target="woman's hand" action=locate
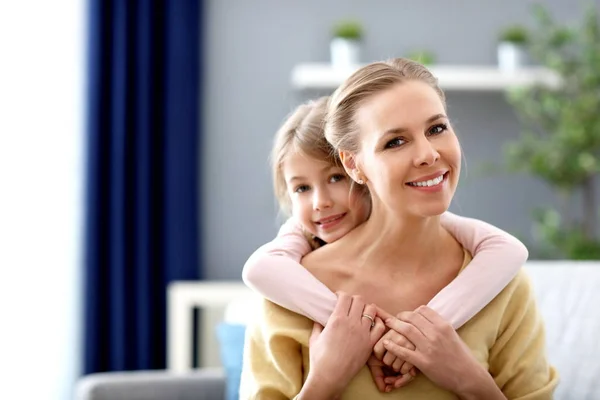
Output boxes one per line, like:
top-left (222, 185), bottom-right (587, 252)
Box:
top-left (302, 292), bottom-right (386, 399)
top-left (374, 327), bottom-right (417, 373)
top-left (381, 306), bottom-right (493, 396)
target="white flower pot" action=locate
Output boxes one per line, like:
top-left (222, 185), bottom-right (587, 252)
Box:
top-left (497, 42), bottom-right (527, 72)
top-left (330, 38), bottom-right (361, 69)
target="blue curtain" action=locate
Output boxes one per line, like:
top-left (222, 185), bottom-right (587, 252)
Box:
top-left (83, 0), bottom-right (203, 373)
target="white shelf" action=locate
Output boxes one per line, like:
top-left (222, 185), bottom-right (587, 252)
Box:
top-left (291, 63), bottom-right (562, 91)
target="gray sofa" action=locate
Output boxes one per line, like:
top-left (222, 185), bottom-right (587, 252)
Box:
top-left (75, 368), bottom-right (225, 400)
top-left (76, 262), bottom-right (600, 400)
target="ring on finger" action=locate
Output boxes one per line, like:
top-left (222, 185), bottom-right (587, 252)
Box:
top-left (362, 314), bottom-right (375, 327)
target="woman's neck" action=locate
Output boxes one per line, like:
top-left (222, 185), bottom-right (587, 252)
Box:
top-left (345, 208), bottom-right (453, 274)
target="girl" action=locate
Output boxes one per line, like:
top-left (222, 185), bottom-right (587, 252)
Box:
top-left (241, 95), bottom-right (529, 392)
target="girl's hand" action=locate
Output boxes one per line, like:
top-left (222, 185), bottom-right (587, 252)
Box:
top-left (367, 355), bottom-right (415, 392)
top-left (373, 307), bottom-right (418, 375)
top-left (381, 306), bottom-right (486, 395)
top-left (305, 292), bottom-right (386, 397)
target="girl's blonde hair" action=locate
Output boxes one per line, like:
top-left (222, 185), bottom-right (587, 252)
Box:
top-left (325, 57), bottom-right (446, 153)
top-left (271, 96), bottom-right (338, 215)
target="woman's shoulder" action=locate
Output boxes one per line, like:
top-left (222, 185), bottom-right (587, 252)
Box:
top-left (482, 269), bottom-right (539, 331)
top-left (300, 239), bottom-right (344, 266)
top-left (249, 298), bottom-right (313, 343)
top-left (500, 269), bottom-right (535, 300)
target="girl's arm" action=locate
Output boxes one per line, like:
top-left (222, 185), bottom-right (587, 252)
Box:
top-left (244, 213), bottom-right (528, 331)
top-left (433, 211), bottom-right (529, 329)
top-left (242, 218), bottom-right (336, 326)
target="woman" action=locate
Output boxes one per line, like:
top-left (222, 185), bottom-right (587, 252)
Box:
top-left (240, 58), bottom-right (558, 399)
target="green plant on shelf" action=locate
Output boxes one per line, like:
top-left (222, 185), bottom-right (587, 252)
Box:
top-left (499, 24), bottom-right (529, 44)
top-left (332, 19), bottom-right (363, 41)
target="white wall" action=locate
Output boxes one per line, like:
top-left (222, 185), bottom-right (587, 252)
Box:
top-left (0, 1), bottom-right (84, 399)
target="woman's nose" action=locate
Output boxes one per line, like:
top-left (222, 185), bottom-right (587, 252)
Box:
top-left (413, 138), bottom-right (440, 167)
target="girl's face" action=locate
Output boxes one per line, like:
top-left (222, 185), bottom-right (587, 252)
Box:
top-left (350, 80), bottom-right (461, 219)
top-left (283, 152), bottom-right (370, 243)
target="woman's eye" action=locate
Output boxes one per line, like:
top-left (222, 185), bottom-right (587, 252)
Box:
top-left (385, 137), bottom-right (406, 149)
top-left (429, 123), bottom-right (448, 135)
top-left (329, 174), bottom-right (346, 183)
top-left (294, 184), bottom-right (310, 193)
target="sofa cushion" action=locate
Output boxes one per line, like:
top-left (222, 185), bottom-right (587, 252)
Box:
top-left (525, 262), bottom-right (600, 400)
top-left (216, 323), bottom-right (247, 400)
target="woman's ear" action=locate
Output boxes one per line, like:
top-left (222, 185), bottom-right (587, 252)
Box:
top-left (339, 150), bottom-right (356, 173)
top-left (339, 150), bottom-right (362, 182)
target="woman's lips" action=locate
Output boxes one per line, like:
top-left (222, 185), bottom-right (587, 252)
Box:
top-left (406, 172), bottom-right (449, 193)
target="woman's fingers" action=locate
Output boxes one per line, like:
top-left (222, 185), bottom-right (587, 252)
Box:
top-left (349, 294), bottom-right (366, 319)
top-left (362, 303), bottom-right (377, 328)
top-left (397, 310), bottom-right (436, 339)
top-left (416, 305), bottom-right (452, 329)
top-left (383, 338), bottom-right (423, 367)
top-left (370, 316), bottom-right (386, 343)
top-left (333, 291), bottom-right (352, 316)
top-left (380, 330), bottom-right (414, 369)
top-left (376, 306), bottom-right (394, 321)
top-left (385, 317), bottom-right (427, 349)
top-left (309, 322), bottom-right (323, 347)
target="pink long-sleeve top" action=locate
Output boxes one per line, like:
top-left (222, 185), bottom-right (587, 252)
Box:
top-left (242, 211), bottom-right (528, 329)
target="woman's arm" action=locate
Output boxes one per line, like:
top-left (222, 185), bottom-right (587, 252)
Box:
top-left (239, 295), bottom-right (385, 400)
top-left (434, 211), bottom-right (528, 329)
top-left (239, 299), bottom-right (310, 400)
top-left (487, 272), bottom-right (559, 399)
top-left (382, 306), bottom-right (508, 399)
top-left (241, 218), bottom-right (336, 326)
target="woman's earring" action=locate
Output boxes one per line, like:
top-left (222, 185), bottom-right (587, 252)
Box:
top-left (355, 169), bottom-right (366, 185)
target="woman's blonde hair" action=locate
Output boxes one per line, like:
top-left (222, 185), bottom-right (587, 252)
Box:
top-left (271, 96), bottom-right (338, 215)
top-left (325, 58), bottom-right (446, 154)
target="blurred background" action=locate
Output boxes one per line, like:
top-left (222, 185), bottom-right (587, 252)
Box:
top-left (0, 0), bottom-right (598, 399)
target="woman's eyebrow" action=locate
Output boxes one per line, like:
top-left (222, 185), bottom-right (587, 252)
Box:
top-left (381, 113), bottom-right (448, 136)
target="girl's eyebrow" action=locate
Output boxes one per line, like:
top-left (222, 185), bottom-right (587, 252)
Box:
top-left (288, 164), bottom-right (335, 183)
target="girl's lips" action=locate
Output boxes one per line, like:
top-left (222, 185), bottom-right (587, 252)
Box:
top-left (317, 213), bottom-right (347, 230)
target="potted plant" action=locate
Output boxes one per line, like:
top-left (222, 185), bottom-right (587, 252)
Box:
top-left (497, 25), bottom-right (529, 71)
top-left (504, 4), bottom-right (600, 259)
top-left (330, 19), bottom-right (363, 68)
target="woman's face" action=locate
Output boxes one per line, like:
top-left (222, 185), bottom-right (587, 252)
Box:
top-left (283, 152), bottom-right (370, 243)
top-left (351, 80), bottom-right (461, 219)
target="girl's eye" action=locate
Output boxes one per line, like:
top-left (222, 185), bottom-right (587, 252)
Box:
top-left (428, 123), bottom-right (448, 135)
top-left (294, 184), bottom-right (310, 193)
top-left (329, 174), bottom-right (346, 183)
top-left (384, 137), bottom-right (406, 149)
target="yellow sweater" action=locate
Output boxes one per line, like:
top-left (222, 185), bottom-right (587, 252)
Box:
top-left (240, 261), bottom-right (558, 399)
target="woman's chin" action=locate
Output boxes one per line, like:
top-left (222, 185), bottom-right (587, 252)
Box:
top-left (414, 203), bottom-right (451, 218)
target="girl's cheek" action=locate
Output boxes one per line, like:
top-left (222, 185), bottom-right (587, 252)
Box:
top-left (291, 199), bottom-right (310, 222)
